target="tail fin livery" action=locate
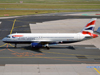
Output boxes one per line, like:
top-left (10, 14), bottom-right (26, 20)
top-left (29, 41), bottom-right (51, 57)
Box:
top-left (81, 18), bottom-right (97, 34)
top-left (81, 18), bottom-right (98, 38)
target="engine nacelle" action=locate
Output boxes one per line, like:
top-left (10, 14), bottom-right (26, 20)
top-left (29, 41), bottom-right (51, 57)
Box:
top-left (31, 43), bottom-right (42, 48)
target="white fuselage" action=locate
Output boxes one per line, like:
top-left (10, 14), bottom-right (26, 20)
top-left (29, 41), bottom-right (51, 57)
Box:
top-left (2, 33), bottom-right (88, 44)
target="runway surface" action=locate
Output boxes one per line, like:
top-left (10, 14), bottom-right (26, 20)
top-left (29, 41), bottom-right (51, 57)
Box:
top-left (0, 14), bottom-right (100, 64)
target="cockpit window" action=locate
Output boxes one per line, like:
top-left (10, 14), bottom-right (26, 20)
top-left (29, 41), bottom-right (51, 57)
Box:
top-left (6, 36), bottom-right (10, 38)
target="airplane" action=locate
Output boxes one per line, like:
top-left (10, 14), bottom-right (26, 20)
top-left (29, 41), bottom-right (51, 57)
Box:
top-left (2, 18), bottom-right (98, 49)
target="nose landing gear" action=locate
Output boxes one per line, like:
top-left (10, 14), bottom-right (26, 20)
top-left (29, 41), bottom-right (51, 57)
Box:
top-left (15, 43), bottom-right (17, 48)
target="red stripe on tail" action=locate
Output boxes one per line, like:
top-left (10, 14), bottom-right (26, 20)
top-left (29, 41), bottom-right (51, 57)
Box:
top-left (86, 20), bottom-right (95, 27)
top-left (82, 31), bottom-right (92, 36)
top-left (82, 31), bottom-right (98, 38)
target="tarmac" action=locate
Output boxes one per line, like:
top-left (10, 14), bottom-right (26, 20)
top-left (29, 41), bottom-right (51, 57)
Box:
top-left (0, 64), bottom-right (100, 75)
top-left (0, 12), bottom-right (100, 75)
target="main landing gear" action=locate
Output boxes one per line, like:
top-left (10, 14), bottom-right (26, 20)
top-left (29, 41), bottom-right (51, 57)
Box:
top-left (45, 44), bottom-right (50, 50)
top-left (46, 46), bottom-right (50, 50)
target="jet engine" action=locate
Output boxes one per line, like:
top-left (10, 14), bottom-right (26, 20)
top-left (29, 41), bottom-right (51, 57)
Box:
top-left (31, 43), bottom-right (42, 48)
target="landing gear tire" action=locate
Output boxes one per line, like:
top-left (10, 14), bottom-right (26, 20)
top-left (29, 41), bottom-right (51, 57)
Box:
top-left (46, 46), bottom-right (50, 50)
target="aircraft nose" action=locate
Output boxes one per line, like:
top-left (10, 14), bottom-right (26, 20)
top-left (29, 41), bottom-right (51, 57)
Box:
top-left (2, 38), bottom-right (6, 42)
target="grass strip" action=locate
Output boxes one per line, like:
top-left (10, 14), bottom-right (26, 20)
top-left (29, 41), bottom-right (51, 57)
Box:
top-left (0, 10), bottom-right (100, 17)
top-left (0, 4), bottom-right (100, 9)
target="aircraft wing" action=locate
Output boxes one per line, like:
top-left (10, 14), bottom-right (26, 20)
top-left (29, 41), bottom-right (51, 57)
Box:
top-left (32, 39), bottom-right (52, 42)
top-left (31, 40), bottom-right (58, 45)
